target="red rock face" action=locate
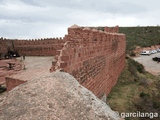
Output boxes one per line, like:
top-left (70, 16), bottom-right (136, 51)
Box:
top-left (51, 25), bottom-right (126, 97)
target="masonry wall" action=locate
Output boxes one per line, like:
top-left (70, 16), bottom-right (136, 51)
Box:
top-left (0, 38), bottom-right (64, 56)
top-left (2, 25), bottom-right (126, 97)
top-left (0, 37), bottom-right (13, 54)
top-left (5, 77), bottom-right (27, 91)
top-left (51, 25), bottom-right (126, 97)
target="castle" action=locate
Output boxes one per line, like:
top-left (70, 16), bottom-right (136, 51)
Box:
top-left (0, 24), bottom-right (126, 98)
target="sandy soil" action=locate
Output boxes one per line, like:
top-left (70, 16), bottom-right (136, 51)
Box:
top-left (133, 53), bottom-right (160, 76)
top-left (9, 56), bottom-right (54, 81)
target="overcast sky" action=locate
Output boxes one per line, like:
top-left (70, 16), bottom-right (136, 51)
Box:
top-left (0, 0), bottom-right (160, 39)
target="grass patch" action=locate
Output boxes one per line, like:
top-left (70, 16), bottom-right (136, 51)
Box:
top-left (119, 26), bottom-right (160, 53)
top-left (107, 58), bottom-right (160, 120)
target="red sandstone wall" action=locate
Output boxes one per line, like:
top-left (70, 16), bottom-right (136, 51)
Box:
top-left (0, 38), bottom-right (13, 54)
top-left (104, 26), bottom-right (119, 33)
top-left (51, 25), bottom-right (126, 97)
top-left (2, 25), bottom-right (126, 97)
top-left (5, 77), bottom-right (26, 91)
top-left (13, 38), bottom-right (64, 56)
top-left (0, 38), bottom-right (64, 56)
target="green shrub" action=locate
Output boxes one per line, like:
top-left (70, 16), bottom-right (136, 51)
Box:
top-left (128, 59), bottom-right (138, 78)
top-left (129, 51), bottom-right (136, 56)
top-left (128, 58), bottom-right (145, 73)
top-left (137, 64), bottom-right (145, 73)
top-left (152, 95), bottom-right (160, 109)
top-left (140, 92), bottom-right (150, 98)
top-left (153, 101), bottom-right (160, 109)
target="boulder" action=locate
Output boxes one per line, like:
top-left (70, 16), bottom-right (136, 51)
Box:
top-left (0, 72), bottom-right (120, 120)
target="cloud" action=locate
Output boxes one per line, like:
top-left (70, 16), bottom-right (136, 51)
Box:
top-left (0, 0), bottom-right (159, 39)
top-left (111, 2), bottom-right (148, 14)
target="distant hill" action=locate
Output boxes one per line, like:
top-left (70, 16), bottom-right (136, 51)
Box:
top-left (119, 26), bottom-right (160, 52)
top-left (93, 26), bottom-right (160, 53)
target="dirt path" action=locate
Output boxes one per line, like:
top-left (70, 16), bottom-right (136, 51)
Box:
top-left (10, 56), bottom-right (54, 81)
top-left (133, 53), bottom-right (160, 76)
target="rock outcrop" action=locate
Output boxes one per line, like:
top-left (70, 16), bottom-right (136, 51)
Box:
top-left (0, 72), bottom-right (120, 120)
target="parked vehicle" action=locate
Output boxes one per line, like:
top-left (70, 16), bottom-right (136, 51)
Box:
top-left (156, 48), bottom-right (160, 52)
top-left (150, 50), bottom-right (157, 54)
top-left (152, 56), bottom-right (160, 62)
top-left (140, 51), bottom-right (151, 55)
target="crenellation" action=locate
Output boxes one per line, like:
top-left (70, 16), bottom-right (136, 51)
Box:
top-left (1, 25), bottom-right (126, 98)
top-left (50, 25), bottom-right (126, 97)
top-left (0, 37), bottom-right (65, 56)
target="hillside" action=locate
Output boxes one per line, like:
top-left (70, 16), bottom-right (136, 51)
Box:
top-left (119, 26), bottom-right (160, 52)
top-left (106, 26), bottom-right (160, 120)
top-left (94, 26), bottom-right (160, 53)
top-left (107, 58), bottom-right (160, 120)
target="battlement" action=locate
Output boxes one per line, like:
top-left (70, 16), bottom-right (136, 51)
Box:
top-left (51, 24), bottom-right (126, 97)
top-left (0, 37), bottom-right (64, 56)
top-left (2, 24), bottom-right (126, 98)
top-left (104, 26), bottom-right (119, 33)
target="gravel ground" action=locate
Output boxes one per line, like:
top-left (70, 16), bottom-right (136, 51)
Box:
top-left (9, 56), bottom-right (54, 81)
top-left (133, 53), bottom-right (160, 76)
